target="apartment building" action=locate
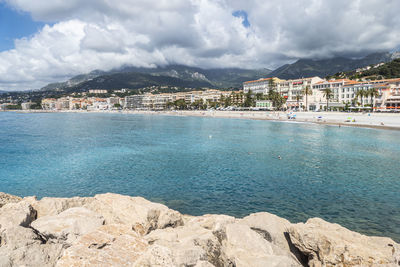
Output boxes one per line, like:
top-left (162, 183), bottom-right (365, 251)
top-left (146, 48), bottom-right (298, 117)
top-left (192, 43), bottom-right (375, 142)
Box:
top-left (243, 77), bottom-right (285, 94)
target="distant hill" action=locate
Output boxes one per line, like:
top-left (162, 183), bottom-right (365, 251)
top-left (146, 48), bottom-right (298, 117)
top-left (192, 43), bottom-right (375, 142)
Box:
top-left (268, 52), bottom-right (399, 79)
top-left (332, 58), bottom-right (400, 80)
top-left (64, 72), bottom-right (215, 92)
top-left (40, 65), bottom-right (272, 92)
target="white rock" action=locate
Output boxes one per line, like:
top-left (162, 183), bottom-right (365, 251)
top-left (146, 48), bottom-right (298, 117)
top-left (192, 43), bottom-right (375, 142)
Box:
top-left (28, 196), bottom-right (94, 218)
top-left (289, 217), bottom-right (400, 267)
top-left (0, 202), bottom-right (36, 229)
top-left (223, 223), bottom-right (302, 267)
top-left (56, 224), bottom-right (148, 267)
top-left (31, 207), bottom-right (104, 245)
top-left (0, 192), bottom-right (21, 208)
top-left (0, 226), bottom-right (64, 267)
top-left (84, 193), bottom-right (183, 235)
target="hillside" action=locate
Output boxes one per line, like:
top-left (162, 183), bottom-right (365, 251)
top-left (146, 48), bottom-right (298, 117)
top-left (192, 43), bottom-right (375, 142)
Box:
top-left (41, 65), bottom-right (272, 92)
top-left (268, 52), bottom-right (398, 79)
top-left (65, 72), bottom-right (214, 93)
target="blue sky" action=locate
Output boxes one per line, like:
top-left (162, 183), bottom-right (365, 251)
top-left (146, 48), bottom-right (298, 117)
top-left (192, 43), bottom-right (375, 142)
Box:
top-left (0, 3), bottom-right (44, 51)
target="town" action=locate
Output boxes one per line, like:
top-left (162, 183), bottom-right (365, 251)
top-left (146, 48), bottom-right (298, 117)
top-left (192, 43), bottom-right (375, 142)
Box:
top-left (1, 76), bottom-right (400, 112)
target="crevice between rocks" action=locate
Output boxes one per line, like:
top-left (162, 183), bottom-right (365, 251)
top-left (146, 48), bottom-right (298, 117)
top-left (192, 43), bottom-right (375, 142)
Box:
top-left (283, 232), bottom-right (309, 267)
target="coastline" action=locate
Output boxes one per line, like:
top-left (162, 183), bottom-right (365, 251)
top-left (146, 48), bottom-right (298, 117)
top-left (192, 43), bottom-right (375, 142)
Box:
top-left (1, 192), bottom-right (399, 266)
top-left (9, 109), bottom-right (400, 131)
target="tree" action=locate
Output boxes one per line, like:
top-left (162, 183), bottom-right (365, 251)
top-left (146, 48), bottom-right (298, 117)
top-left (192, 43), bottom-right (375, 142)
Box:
top-left (295, 91), bottom-right (303, 110)
top-left (323, 88), bottom-right (333, 111)
top-left (356, 89), bottom-right (366, 107)
top-left (173, 99), bottom-right (187, 110)
top-left (302, 85), bottom-right (312, 111)
top-left (244, 90), bottom-right (255, 107)
top-left (368, 88), bottom-right (379, 111)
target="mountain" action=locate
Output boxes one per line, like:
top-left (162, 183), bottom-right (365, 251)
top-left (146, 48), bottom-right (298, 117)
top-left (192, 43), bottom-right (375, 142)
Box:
top-left (268, 52), bottom-right (398, 79)
top-left (65, 72), bottom-right (214, 93)
top-left (40, 65), bottom-right (272, 92)
top-left (40, 70), bottom-right (106, 91)
top-left (336, 58), bottom-right (400, 80)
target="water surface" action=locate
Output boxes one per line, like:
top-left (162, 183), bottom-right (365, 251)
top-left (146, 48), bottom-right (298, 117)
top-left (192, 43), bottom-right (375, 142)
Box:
top-left (0, 112), bottom-right (399, 241)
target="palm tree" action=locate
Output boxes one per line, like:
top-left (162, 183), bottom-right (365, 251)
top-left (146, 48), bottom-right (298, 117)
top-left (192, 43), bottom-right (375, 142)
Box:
top-left (368, 88), bottom-right (379, 111)
top-left (356, 89), bottom-right (366, 107)
top-left (302, 85), bottom-right (312, 111)
top-left (323, 88), bottom-right (333, 111)
top-left (295, 92), bottom-right (302, 111)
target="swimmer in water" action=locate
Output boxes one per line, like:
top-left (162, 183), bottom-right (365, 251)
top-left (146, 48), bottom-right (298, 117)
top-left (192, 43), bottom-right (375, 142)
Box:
top-left (278, 155), bottom-right (282, 160)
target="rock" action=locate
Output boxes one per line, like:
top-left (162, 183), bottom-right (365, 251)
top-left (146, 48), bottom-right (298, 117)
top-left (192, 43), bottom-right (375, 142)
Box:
top-left (239, 212), bottom-right (306, 264)
top-left (134, 244), bottom-right (176, 267)
top-left (31, 207), bottom-right (105, 245)
top-left (223, 223), bottom-right (302, 267)
top-left (28, 196), bottom-right (94, 218)
top-left (84, 193), bottom-right (183, 234)
top-left (0, 226), bottom-right (64, 267)
top-left (56, 224), bottom-right (148, 267)
top-left (0, 201), bottom-right (36, 229)
top-left (0, 192), bottom-right (21, 208)
top-left (289, 217), bottom-right (400, 267)
top-left (144, 214), bottom-right (237, 266)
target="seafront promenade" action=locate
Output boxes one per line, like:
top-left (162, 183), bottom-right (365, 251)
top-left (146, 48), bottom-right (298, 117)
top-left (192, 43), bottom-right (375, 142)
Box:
top-left (13, 109), bottom-right (400, 130)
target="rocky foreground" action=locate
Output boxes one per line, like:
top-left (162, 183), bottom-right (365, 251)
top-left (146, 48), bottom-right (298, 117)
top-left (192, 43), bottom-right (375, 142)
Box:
top-left (0, 192), bottom-right (399, 267)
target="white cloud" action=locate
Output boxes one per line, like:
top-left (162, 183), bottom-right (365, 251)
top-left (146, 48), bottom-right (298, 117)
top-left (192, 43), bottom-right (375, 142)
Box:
top-left (1, 0), bottom-right (400, 90)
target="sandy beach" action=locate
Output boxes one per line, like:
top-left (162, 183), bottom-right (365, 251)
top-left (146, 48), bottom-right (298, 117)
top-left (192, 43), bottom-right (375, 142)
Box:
top-left (10, 109), bottom-right (400, 131)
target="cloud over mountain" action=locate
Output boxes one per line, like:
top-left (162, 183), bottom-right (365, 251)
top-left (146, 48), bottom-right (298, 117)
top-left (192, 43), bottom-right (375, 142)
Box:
top-left (1, 0), bottom-right (400, 90)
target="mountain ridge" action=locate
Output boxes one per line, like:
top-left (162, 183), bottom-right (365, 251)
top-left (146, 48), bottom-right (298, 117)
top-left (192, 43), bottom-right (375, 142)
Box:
top-left (39, 51), bottom-right (400, 92)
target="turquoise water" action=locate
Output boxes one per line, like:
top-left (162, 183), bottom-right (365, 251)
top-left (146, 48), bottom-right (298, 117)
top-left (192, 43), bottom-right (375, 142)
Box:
top-left (0, 112), bottom-right (399, 241)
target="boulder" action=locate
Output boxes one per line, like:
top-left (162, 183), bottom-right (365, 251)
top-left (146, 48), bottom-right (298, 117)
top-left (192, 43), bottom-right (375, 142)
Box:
top-left (0, 192), bottom-right (21, 208)
top-left (0, 201), bottom-right (36, 229)
top-left (26, 196), bottom-right (94, 218)
top-left (223, 223), bottom-right (302, 267)
top-left (145, 223), bottom-right (222, 266)
top-left (84, 193), bottom-right (183, 234)
top-left (0, 226), bottom-right (64, 267)
top-left (239, 212), bottom-right (306, 264)
top-left (31, 207), bottom-right (105, 245)
top-left (289, 217), bottom-right (400, 267)
top-left (56, 224), bottom-right (148, 267)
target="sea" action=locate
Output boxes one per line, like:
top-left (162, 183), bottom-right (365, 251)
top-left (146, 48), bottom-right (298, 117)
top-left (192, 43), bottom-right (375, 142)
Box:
top-left (0, 112), bottom-right (399, 241)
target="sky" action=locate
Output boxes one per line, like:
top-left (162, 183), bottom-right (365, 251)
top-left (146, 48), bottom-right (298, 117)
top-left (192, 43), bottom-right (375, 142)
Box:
top-left (0, 0), bottom-right (400, 91)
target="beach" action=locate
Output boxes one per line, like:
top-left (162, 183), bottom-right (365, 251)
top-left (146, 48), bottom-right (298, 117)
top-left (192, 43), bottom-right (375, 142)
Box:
top-left (13, 109), bottom-right (400, 130)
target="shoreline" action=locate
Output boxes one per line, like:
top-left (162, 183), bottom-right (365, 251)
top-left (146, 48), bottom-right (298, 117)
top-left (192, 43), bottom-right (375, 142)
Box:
top-left (8, 109), bottom-right (400, 131)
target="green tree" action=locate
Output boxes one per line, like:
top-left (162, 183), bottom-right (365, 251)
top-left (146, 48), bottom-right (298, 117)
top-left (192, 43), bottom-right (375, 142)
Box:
top-left (368, 88), bottom-right (379, 111)
top-left (356, 89), bottom-right (367, 107)
top-left (302, 85), bottom-right (312, 111)
top-left (244, 90), bottom-right (255, 107)
top-left (323, 88), bottom-right (333, 111)
top-left (174, 99), bottom-right (187, 110)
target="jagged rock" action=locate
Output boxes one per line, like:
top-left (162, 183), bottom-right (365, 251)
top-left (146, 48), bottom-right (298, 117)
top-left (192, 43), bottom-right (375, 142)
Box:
top-left (239, 212), bottom-right (306, 264)
top-left (83, 193), bottom-right (183, 234)
top-left (56, 224), bottom-right (148, 267)
top-left (0, 202), bottom-right (36, 229)
top-left (223, 223), bottom-right (302, 267)
top-left (134, 244), bottom-right (176, 267)
top-left (0, 192), bottom-right (21, 208)
top-left (25, 196), bottom-right (94, 218)
top-left (289, 217), bottom-right (400, 267)
top-left (0, 193), bottom-right (398, 267)
top-left (31, 207), bottom-right (105, 245)
top-left (145, 222), bottom-right (224, 266)
top-left (0, 226), bottom-right (64, 267)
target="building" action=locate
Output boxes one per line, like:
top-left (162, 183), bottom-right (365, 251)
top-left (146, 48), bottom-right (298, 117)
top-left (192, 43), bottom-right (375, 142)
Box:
top-left (89, 89), bottom-right (108, 94)
top-left (243, 77), bottom-right (284, 95)
top-left (255, 100), bottom-right (273, 110)
top-left (41, 99), bottom-right (57, 110)
top-left (21, 102), bottom-right (34, 110)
